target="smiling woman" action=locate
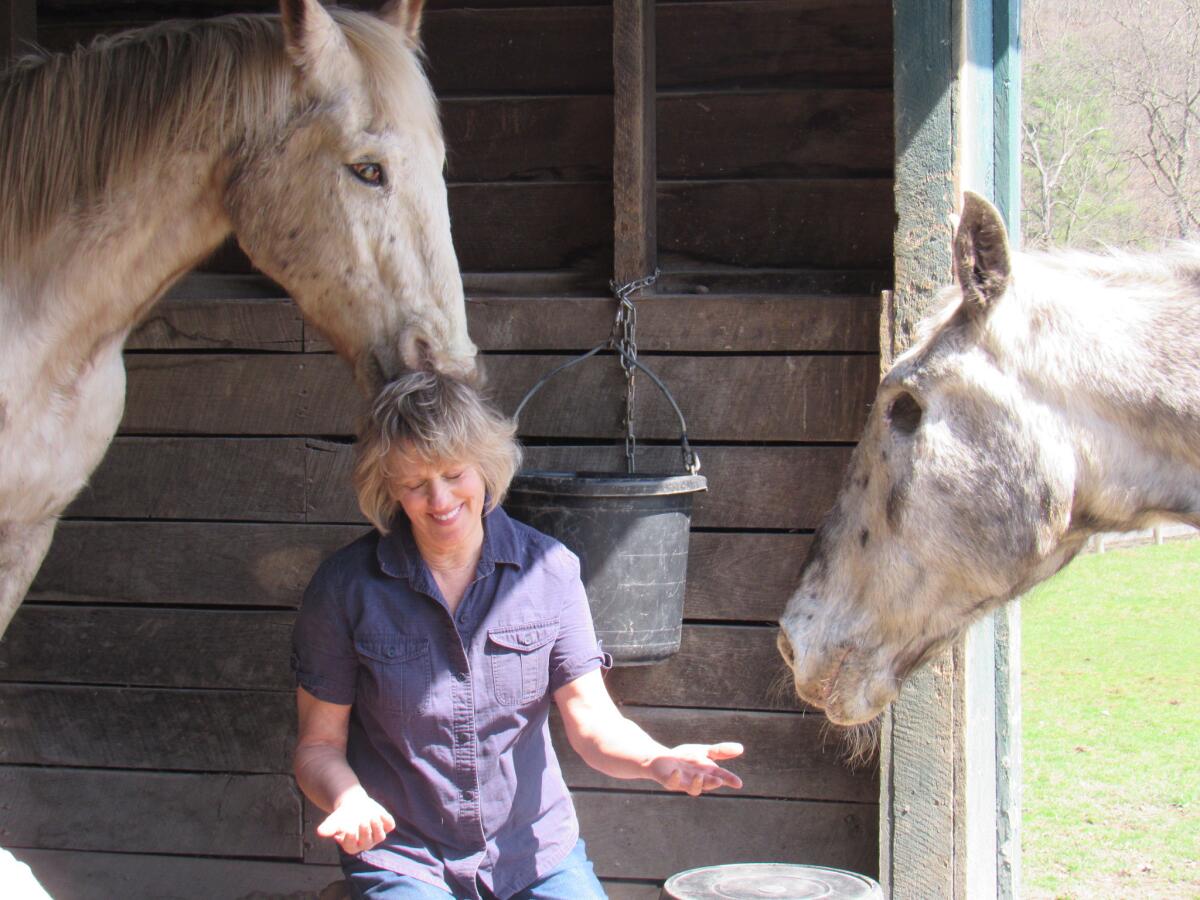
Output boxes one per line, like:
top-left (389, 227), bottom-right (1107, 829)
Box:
top-left (291, 372), bottom-right (744, 899)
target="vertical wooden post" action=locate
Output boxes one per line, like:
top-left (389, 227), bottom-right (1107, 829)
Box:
top-left (1, 0), bottom-right (37, 63)
top-left (991, 4), bottom-right (1022, 897)
top-left (885, 0), bottom-right (962, 897)
top-left (887, 2), bottom-right (1023, 897)
top-left (612, 0), bottom-right (656, 290)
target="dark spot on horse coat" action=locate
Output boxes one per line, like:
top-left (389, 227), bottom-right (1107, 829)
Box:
top-left (886, 477), bottom-right (909, 530)
top-left (799, 528), bottom-right (829, 580)
top-left (859, 529), bottom-right (870, 547)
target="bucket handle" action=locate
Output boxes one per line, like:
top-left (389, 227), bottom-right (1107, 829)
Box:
top-left (513, 343), bottom-right (701, 475)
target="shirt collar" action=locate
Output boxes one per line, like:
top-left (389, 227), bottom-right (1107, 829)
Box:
top-left (376, 503), bottom-right (524, 582)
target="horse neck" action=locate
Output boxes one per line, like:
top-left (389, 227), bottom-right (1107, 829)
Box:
top-left (5, 150), bottom-right (232, 383)
top-left (1007, 264), bottom-right (1200, 529)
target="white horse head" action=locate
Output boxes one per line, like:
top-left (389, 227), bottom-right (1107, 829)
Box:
top-left (778, 193), bottom-right (1200, 725)
top-left (226, 0), bottom-right (476, 388)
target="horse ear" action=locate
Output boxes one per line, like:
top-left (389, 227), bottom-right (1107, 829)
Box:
top-left (377, 0), bottom-right (426, 43)
top-left (279, 0), bottom-right (358, 96)
top-left (954, 191), bottom-right (1012, 314)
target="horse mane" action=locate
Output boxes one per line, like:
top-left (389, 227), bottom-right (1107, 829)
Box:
top-left (0, 9), bottom-right (437, 262)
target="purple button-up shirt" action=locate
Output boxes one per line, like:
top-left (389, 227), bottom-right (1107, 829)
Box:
top-left (292, 506), bottom-right (608, 899)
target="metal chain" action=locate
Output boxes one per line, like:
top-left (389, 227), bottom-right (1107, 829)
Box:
top-left (609, 270), bottom-right (658, 473)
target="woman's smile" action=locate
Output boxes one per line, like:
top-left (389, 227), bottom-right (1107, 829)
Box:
top-left (385, 451), bottom-right (487, 557)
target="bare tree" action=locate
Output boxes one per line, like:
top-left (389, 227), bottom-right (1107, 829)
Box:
top-left (1021, 0), bottom-right (1130, 247)
top-left (1099, 0), bottom-right (1200, 239)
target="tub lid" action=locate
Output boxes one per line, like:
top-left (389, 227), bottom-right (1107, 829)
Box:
top-left (661, 863), bottom-right (883, 900)
top-left (508, 470), bottom-right (707, 498)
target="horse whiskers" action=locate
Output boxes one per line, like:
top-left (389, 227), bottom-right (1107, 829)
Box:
top-left (765, 667), bottom-right (796, 706)
top-left (818, 716), bottom-right (882, 769)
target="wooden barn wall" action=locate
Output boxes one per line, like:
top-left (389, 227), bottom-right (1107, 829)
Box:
top-left (2, 0), bottom-right (892, 896)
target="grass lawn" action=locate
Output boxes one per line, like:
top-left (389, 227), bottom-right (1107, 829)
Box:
top-left (1022, 540), bottom-right (1200, 899)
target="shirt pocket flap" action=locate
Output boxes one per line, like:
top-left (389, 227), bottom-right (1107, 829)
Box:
top-left (487, 620), bottom-right (558, 653)
top-left (355, 634), bottom-right (427, 664)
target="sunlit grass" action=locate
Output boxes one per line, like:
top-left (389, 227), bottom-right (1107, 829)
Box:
top-left (1022, 540), bottom-right (1200, 898)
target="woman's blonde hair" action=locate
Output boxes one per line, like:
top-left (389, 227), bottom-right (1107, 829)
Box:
top-left (354, 371), bottom-right (523, 534)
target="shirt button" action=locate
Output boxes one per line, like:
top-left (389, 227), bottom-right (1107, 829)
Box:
top-left (386, 648), bottom-right (396, 658)
top-left (519, 634), bottom-right (531, 645)
top-left (463, 789), bottom-right (474, 800)
top-left (456, 670), bottom-right (468, 682)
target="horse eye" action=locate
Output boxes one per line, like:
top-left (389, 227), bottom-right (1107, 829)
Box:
top-left (887, 392), bottom-right (923, 435)
top-left (348, 161), bottom-right (386, 187)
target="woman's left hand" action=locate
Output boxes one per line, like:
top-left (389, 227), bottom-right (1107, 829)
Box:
top-left (649, 742), bottom-right (744, 797)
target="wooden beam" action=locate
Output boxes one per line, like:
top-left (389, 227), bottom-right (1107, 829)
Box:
top-left (1, 0), bottom-right (36, 63)
top-left (884, 0), bottom-right (959, 897)
top-left (612, 0), bottom-right (656, 287)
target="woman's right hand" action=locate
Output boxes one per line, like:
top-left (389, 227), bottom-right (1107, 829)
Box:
top-left (316, 786), bottom-right (397, 855)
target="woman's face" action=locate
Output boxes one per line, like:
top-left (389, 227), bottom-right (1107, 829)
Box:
top-left (386, 451), bottom-right (487, 555)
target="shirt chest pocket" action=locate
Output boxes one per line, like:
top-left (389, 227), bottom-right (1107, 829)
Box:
top-left (487, 620), bottom-right (558, 706)
top-left (355, 634), bottom-right (432, 720)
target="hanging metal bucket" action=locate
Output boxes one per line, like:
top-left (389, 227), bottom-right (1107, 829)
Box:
top-left (504, 346), bottom-right (707, 665)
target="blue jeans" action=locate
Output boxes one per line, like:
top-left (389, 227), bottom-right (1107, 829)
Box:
top-left (343, 839), bottom-right (607, 900)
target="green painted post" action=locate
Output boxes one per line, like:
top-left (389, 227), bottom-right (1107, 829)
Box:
top-left (992, 4), bottom-right (1022, 899)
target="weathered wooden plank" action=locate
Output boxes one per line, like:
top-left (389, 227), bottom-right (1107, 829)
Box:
top-left (31, 523), bottom-right (805, 623)
top-left (612, 0), bottom-right (656, 287)
top-left (658, 0), bottom-right (892, 91)
top-left (607, 624), bottom-right (801, 711)
top-left (127, 274), bottom-right (304, 351)
top-left (10, 846), bottom-right (660, 900)
top-left (120, 354), bottom-right (361, 436)
top-left (12, 848), bottom-right (339, 900)
top-left (448, 183), bottom-right (611, 272)
top-left (685, 532), bottom-right (811, 621)
top-left (659, 179), bottom-right (894, 270)
top-left (658, 90), bottom-right (893, 179)
top-left (575, 792), bottom-right (877, 880)
top-left (309, 442), bottom-right (854, 530)
top-left (422, 7), bottom-right (612, 95)
top-left (553, 706), bottom-right (876, 803)
top-left (65, 439), bottom-right (850, 530)
top-left (0, 606), bottom-right (295, 690)
top-left (500, 355), bottom-right (877, 443)
top-left (38, 0), bottom-right (276, 21)
top-left (0, 608), bottom-right (794, 713)
top-left (144, 280), bottom-right (880, 353)
top-left (65, 437), bottom-right (309, 521)
top-left (37, 2), bottom-right (890, 93)
top-left (443, 96), bottom-right (611, 183)
top-left (467, 293), bottom-right (880, 353)
top-left (119, 353), bottom-right (878, 443)
top-left (655, 266), bottom-right (892, 298)
top-left (0, 684), bottom-right (868, 803)
top-left (0, 685), bottom-right (294, 773)
top-left (0, 767), bottom-right (302, 858)
top-left (32, 521), bottom-right (365, 608)
top-left (169, 175), bottom-right (891, 277)
top-left (441, 90), bottom-right (892, 184)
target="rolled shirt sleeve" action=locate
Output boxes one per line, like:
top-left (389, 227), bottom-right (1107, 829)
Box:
top-left (546, 545), bottom-right (612, 694)
top-left (292, 558), bottom-right (358, 705)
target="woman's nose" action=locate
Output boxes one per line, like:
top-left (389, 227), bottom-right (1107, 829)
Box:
top-left (427, 479), bottom-right (451, 507)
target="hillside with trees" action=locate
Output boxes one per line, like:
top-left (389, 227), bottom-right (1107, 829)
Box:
top-left (1022, 0), bottom-right (1200, 248)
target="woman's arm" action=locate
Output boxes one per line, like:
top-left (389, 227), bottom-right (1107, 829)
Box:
top-left (553, 670), bottom-right (743, 796)
top-left (294, 686), bottom-right (396, 854)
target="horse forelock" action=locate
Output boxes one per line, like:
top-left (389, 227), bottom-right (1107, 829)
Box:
top-left (0, 9), bottom-right (437, 263)
top-left (334, 9), bottom-right (442, 147)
